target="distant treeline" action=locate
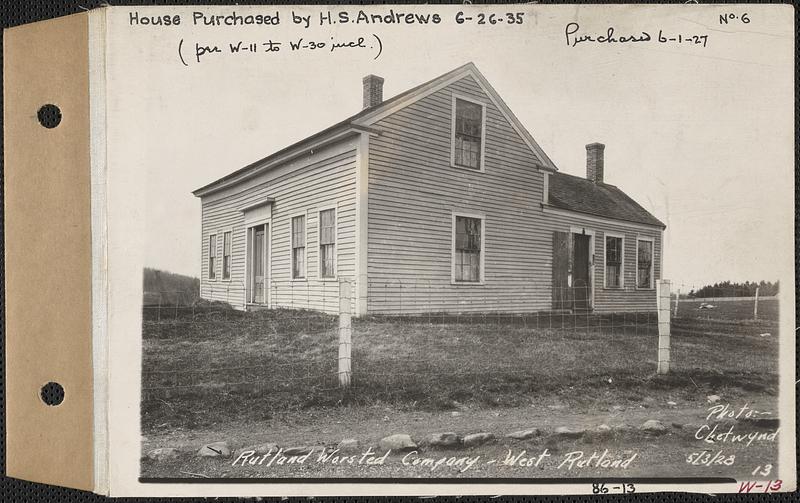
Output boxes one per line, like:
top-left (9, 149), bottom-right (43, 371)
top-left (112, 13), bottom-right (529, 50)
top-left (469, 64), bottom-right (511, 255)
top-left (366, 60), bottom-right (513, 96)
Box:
top-left (143, 268), bottom-right (200, 305)
top-left (687, 280), bottom-right (778, 298)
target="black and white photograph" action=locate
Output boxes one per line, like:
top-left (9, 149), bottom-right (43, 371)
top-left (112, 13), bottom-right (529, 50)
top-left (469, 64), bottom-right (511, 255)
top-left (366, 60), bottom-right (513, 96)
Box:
top-left (83, 3), bottom-right (795, 495)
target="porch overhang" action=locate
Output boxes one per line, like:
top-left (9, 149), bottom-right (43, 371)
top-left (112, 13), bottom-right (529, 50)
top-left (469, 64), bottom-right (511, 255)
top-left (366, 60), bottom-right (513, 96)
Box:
top-left (237, 198), bottom-right (275, 213)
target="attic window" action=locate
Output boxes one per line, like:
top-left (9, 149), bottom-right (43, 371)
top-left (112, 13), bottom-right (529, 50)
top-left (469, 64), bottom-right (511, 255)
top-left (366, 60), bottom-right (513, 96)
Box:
top-left (452, 96), bottom-right (485, 170)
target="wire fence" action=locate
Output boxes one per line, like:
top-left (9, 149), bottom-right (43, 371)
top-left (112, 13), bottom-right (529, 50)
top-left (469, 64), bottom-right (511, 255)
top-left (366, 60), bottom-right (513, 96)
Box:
top-left (669, 282), bottom-right (779, 376)
top-left (141, 279), bottom-right (779, 410)
top-left (670, 282), bottom-right (779, 322)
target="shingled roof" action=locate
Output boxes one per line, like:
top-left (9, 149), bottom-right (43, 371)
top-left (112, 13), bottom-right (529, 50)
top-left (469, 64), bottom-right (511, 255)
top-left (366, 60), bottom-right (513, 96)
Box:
top-left (548, 172), bottom-right (665, 228)
top-left (194, 62), bottom-right (556, 197)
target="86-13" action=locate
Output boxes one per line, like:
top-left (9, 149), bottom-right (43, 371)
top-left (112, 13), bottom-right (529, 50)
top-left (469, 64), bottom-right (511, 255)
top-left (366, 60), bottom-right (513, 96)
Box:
top-left (455, 12), bottom-right (525, 25)
top-left (593, 483), bottom-right (636, 494)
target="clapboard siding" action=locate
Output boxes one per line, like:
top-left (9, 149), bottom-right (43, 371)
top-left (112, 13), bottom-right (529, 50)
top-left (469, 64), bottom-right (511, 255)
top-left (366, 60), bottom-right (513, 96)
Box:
top-left (199, 73), bottom-right (663, 316)
top-left (367, 75), bottom-right (552, 314)
top-left (539, 209), bottom-right (662, 313)
top-left (200, 141), bottom-right (357, 313)
top-left (366, 74), bottom-right (662, 314)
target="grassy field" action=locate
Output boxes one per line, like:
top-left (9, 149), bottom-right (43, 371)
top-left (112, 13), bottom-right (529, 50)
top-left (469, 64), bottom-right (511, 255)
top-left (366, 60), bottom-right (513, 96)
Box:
top-left (141, 304), bottom-right (781, 480)
top-left (672, 296), bottom-right (779, 321)
top-left (141, 306), bottom-right (779, 433)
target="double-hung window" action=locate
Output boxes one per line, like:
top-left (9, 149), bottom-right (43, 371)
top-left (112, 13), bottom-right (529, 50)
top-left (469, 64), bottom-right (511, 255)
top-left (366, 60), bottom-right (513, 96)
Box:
top-left (452, 97), bottom-right (484, 170)
top-left (453, 215), bottom-right (483, 283)
top-left (291, 215), bottom-right (306, 279)
top-left (637, 239), bottom-right (654, 289)
top-left (605, 235), bottom-right (623, 288)
top-left (208, 234), bottom-right (217, 280)
top-left (319, 209), bottom-right (336, 278)
top-left (222, 231), bottom-right (232, 279)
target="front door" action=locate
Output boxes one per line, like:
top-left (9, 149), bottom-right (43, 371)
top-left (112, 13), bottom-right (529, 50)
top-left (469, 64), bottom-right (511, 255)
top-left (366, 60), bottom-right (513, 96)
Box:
top-left (247, 224), bottom-right (268, 304)
top-left (552, 231), bottom-right (593, 311)
top-left (572, 233), bottom-right (591, 311)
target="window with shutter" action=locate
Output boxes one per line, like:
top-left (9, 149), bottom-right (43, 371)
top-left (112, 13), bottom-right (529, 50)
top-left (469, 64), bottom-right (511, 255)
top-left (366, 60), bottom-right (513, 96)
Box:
top-left (319, 209), bottom-right (336, 278)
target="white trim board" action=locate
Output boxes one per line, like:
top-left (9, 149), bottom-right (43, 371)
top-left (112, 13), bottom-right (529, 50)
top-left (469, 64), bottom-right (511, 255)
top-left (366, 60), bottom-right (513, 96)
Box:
top-left (542, 204), bottom-right (665, 232)
top-left (354, 132), bottom-right (370, 316)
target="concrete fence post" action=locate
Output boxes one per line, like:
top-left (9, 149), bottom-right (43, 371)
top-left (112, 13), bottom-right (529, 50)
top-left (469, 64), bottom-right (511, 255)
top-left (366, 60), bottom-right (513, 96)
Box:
top-left (753, 286), bottom-right (760, 321)
top-left (338, 279), bottom-right (352, 388)
top-left (656, 280), bottom-right (671, 374)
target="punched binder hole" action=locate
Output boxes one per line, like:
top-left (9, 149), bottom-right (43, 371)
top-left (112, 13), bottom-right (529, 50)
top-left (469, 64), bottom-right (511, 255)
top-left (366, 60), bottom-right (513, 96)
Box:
top-left (40, 382), bottom-right (64, 406)
top-left (37, 104), bottom-right (62, 128)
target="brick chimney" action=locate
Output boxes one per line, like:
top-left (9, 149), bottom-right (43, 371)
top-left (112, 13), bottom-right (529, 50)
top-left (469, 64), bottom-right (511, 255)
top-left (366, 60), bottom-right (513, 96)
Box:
top-left (586, 142), bottom-right (605, 184)
top-left (362, 74), bottom-right (384, 109)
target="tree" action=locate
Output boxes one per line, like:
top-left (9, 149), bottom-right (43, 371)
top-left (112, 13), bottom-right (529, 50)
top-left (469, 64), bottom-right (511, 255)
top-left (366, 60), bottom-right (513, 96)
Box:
top-left (691, 280), bottom-right (778, 298)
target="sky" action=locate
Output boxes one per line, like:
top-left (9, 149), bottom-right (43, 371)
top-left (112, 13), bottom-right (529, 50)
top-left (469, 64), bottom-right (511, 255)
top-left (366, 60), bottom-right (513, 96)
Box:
top-left (105, 4), bottom-right (795, 290)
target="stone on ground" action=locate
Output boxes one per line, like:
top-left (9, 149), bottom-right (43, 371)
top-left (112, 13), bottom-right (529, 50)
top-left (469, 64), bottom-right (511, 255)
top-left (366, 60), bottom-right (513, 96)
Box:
top-left (640, 419), bottom-right (668, 434)
top-left (594, 424), bottom-right (613, 435)
top-left (146, 447), bottom-right (180, 461)
top-left (554, 426), bottom-right (585, 438)
top-left (424, 432), bottom-right (462, 448)
top-left (583, 424), bottom-right (613, 442)
top-left (379, 434), bottom-right (417, 452)
top-left (248, 443), bottom-right (278, 455)
top-left (506, 429), bottom-right (541, 440)
top-left (462, 432), bottom-right (496, 447)
top-left (337, 438), bottom-right (361, 453)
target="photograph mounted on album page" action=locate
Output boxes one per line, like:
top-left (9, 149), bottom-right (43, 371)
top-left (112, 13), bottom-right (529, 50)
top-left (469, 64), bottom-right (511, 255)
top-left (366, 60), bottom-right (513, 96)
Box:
top-left (3, 2), bottom-right (795, 497)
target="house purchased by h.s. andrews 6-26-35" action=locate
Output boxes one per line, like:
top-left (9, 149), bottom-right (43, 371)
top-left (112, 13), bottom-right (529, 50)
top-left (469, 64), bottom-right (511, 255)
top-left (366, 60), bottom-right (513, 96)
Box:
top-left (193, 63), bottom-right (665, 315)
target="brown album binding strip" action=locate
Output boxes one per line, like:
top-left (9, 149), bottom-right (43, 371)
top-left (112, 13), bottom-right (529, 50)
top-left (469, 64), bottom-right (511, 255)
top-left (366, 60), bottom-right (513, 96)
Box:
top-left (4, 11), bottom-right (94, 491)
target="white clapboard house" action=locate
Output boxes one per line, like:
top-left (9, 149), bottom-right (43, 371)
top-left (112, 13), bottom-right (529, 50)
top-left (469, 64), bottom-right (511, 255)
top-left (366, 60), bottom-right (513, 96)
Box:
top-left (193, 63), bottom-right (665, 315)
